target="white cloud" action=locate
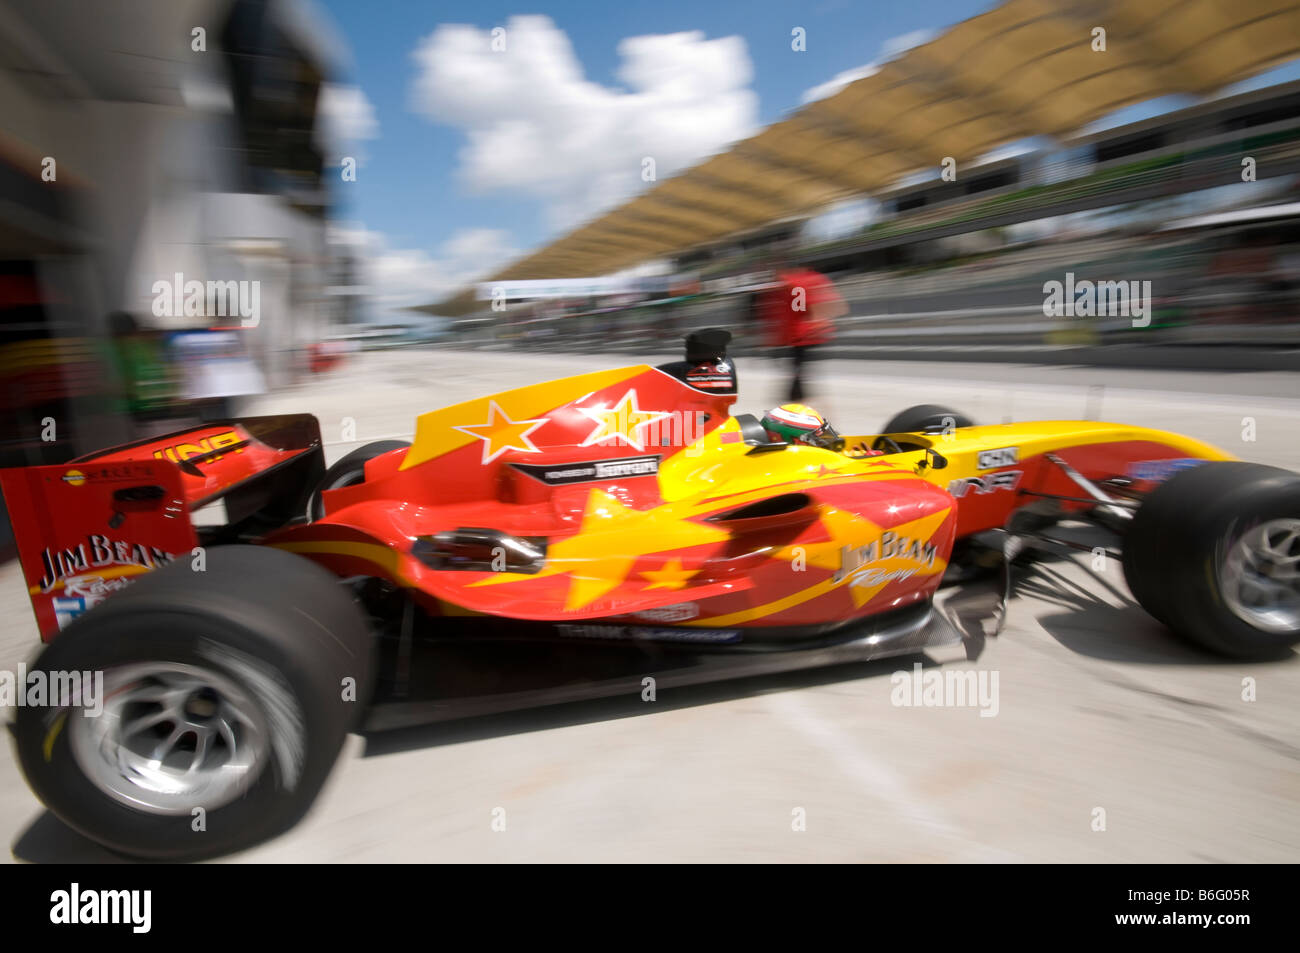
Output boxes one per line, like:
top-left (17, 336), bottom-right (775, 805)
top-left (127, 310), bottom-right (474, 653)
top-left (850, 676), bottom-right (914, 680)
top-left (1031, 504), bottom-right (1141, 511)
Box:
top-left (328, 223), bottom-right (517, 317)
top-left (409, 15), bottom-right (758, 230)
top-left (801, 28), bottom-right (936, 103)
top-left (316, 83), bottom-right (380, 165)
top-left (802, 64), bottom-right (882, 105)
top-left (878, 28), bottom-right (936, 61)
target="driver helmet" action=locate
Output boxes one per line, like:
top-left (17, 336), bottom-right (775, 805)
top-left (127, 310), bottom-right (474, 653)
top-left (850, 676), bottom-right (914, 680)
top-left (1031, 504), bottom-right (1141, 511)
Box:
top-left (760, 403), bottom-right (843, 450)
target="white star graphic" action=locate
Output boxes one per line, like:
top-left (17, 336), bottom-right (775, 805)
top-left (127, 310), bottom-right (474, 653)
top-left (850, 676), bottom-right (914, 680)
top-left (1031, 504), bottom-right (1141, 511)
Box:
top-left (577, 389), bottom-right (673, 453)
top-left (452, 401), bottom-right (549, 464)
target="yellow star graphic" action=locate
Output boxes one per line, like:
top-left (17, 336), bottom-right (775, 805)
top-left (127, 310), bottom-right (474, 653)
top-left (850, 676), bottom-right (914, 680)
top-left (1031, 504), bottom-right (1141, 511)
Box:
top-left (640, 558), bottom-right (700, 591)
top-left (452, 401), bottom-right (549, 464)
top-left (772, 505), bottom-right (866, 572)
top-left (472, 489), bottom-right (729, 611)
top-left (578, 389), bottom-right (672, 452)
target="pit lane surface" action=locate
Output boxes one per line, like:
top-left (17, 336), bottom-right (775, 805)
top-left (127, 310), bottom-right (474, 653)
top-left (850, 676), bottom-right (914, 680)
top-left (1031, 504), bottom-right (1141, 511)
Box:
top-left (3, 350), bottom-right (1298, 862)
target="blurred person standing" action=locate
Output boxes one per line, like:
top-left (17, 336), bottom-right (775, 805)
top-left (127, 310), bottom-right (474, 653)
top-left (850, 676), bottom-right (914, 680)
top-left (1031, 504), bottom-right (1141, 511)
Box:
top-left (759, 258), bottom-right (847, 403)
top-left (106, 311), bottom-right (175, 425)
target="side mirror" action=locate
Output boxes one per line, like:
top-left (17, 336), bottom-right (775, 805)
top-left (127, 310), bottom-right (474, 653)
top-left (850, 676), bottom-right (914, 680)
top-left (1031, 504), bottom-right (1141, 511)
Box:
top-left (916, 448), bottom-right (948, 473)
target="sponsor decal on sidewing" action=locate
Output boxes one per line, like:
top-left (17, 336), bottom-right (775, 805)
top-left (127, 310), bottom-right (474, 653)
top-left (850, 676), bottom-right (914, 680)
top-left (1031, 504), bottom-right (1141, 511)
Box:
top-left (833, 531), bottom-right (937, 584)
top-left (632, 602), bottom-right (700, 623)
top-left (510, 455), bottom-right (660, 486)
top-left (60, 463), bottom-right (156, 485)
top-left (39, 535), bottom-right (176, 593)
top-left (53, 574), bottom-right (134, 628)
top-left (948, 470), bottom-right (1022, 498)
top-left (849, 566), bottom-right (921, 589)
top-left (977, 446), bottom-right (1018, 469)
top-left (1127, 457), bottom-right (1206, 483)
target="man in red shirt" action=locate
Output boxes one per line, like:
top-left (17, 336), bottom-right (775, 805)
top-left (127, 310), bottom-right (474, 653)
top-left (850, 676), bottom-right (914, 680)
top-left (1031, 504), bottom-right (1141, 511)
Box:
top-left (759, 262), bottom-right (847, 402)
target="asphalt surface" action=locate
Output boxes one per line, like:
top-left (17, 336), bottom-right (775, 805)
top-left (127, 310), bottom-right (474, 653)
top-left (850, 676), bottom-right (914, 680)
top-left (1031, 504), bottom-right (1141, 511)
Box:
top-left (3, 349), bottom-right (1298, 862)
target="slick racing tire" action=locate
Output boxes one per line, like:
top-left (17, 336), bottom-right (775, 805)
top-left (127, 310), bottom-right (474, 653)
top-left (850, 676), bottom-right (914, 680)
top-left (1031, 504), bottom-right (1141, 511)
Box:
top-left (308, 439), bottom-right (410, 521)
top-left (1122, 461), bottom-right (1300, 658)
top-left (880, 404), bottom-right (975, 435)
top-left (12, 546), bottom-right (373, 861)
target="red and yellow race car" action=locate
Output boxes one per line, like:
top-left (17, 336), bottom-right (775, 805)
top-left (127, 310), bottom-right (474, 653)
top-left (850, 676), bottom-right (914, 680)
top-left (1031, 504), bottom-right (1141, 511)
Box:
top-left (3, 329), bottom-right (1296, 858)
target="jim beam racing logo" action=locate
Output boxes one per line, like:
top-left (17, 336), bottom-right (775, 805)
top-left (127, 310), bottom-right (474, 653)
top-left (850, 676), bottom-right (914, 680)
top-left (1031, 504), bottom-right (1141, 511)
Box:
top-left (38, 535), bottom-right (176, 627)
top-left (510, 455), bottom-right (660, 486)
top-left (833, 530), bottom-right (938, 589)
top-left (39, 535), bottom-right (175, 592)
top-left (948, 470), bottom-right (1022, 498)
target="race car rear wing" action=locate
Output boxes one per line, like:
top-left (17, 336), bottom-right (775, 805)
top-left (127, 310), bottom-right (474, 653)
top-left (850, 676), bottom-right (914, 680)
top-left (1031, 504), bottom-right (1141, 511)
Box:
top-left (0, 414), bottom-right (324, 640)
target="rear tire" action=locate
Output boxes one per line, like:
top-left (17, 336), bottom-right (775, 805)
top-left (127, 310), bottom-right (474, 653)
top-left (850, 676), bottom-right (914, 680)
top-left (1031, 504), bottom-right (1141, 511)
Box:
top-left (880, 404), bottom-right (975, 434)
top-left (308, 439), bottom-right (409, 520)
top-left (1123, 461), bottom-right (1300, 657)
top-left (12, 546), bottom-right (373, 860)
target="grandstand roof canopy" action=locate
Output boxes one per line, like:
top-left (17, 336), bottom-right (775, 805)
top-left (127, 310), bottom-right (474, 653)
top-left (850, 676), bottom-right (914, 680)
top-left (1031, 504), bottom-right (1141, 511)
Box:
top-left (420, 0), bottom-right (1300, 316)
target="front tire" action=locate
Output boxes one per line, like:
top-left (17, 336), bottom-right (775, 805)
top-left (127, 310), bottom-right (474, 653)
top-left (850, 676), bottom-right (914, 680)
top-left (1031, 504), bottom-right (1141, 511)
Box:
top-left (880, 404), bottom-right (975, 434)
top-left (12, 546), bottom-right (373, 860)
top-left (1123, 461), bottom-right (1300, 658)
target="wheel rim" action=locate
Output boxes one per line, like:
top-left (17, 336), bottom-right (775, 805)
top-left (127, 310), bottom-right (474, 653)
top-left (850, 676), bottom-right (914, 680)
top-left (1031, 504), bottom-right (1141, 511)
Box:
top-left (1220, 518), bottom-right (1300, 634)
top-left (68, 662), bottom-right (270, 816)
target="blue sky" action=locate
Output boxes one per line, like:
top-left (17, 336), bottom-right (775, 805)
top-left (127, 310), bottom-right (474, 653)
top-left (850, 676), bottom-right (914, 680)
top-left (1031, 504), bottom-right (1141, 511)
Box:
top-left (315, 0), bottom-right (999, 312)
top-left (312, 0), bottom-right (1300, 316)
